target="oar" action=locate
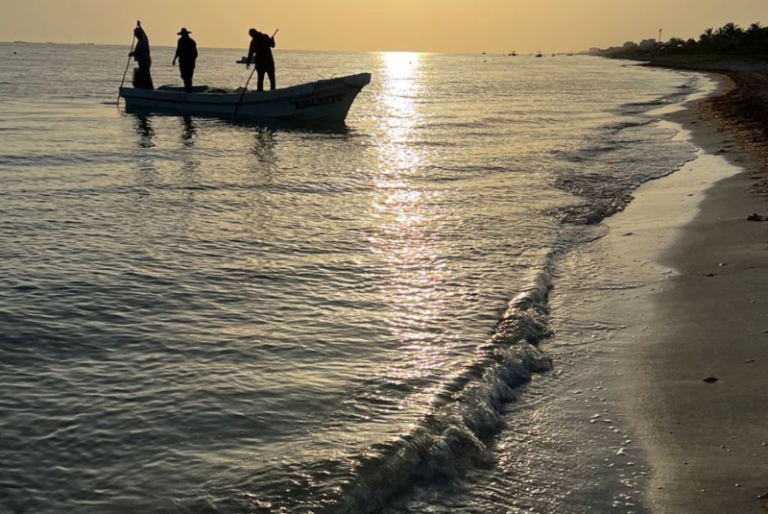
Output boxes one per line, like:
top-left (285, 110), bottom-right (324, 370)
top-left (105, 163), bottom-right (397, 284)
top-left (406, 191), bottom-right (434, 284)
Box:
top-left (117, 20), bottom-right (141, 106)
top-left (234, 29), bottom-right (279, 120)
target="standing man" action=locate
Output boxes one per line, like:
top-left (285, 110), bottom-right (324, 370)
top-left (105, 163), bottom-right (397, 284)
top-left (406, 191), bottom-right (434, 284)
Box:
top-left (246, 28), bottom-right (277, 92)
top-left (172, 28), bottom-right (198, 93)
top-left (129, 26), bottom-right (153, 89)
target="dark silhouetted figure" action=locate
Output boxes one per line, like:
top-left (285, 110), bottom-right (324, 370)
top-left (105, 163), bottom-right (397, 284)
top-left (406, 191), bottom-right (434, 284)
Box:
top-left (172, 28), bottom-right (198, 93)
top-left (246, 28), bottom-right (276, 91)
top-left (129, 27), bottom-right (154, 90)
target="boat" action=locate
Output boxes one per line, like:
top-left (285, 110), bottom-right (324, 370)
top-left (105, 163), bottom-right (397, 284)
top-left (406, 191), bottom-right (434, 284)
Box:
top-left (236, 57), bottom-right (248, 64)
top-left (119, 73), bottom-right (372, 122)
top-left (535, 52), bottom-right (544, 58)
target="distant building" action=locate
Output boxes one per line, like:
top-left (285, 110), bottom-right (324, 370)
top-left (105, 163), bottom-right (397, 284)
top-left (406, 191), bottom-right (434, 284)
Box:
top-left (623, 41), bottom-right (638, 49)
top-left (588, 47), bottom-right (601, 55)
top-left (639, 39), bottom-right (657, 50)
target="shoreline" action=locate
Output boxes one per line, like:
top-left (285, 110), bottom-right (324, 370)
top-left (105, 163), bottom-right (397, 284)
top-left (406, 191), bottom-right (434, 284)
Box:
top-left (601, 62), bottom-right (768, 512)
top-left (640, 59), bottom-right (768, 186)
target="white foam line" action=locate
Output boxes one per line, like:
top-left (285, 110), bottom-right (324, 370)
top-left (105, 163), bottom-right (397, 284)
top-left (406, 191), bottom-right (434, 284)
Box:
top-left (606, 75), bottom-right (744, 274)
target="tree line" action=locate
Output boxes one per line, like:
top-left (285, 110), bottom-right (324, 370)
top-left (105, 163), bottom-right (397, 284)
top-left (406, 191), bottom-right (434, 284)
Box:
top-left (601, 22), bottom-right (768, 59)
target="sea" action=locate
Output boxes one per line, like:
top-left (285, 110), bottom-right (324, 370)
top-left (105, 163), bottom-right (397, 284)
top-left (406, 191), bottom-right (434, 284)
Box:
top-left (0, 43), bottom-right (705, 514)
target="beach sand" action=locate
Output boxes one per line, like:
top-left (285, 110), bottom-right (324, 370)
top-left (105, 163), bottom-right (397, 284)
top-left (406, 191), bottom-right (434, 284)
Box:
top-left (601, 68), bottom-right (768, 513)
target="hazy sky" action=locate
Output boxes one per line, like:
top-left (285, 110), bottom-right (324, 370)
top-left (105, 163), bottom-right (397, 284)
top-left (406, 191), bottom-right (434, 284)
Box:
top-left (0, 0), bottom-right (765, 53)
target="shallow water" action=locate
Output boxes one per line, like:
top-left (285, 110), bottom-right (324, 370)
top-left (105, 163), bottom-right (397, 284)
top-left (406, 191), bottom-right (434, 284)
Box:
top-left (0, 43), bottom-right (699, 513)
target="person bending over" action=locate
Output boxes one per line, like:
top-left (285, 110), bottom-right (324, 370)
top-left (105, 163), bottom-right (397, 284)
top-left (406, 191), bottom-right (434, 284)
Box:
top-left (247, 28), bottom-right (277, 92)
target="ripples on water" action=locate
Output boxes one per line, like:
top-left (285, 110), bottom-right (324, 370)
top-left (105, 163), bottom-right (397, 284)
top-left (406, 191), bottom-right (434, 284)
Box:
top-left (0, 44), bottom-right (697, 513)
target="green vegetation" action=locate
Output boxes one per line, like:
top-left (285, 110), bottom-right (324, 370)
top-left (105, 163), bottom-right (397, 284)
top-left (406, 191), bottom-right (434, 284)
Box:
top-left (599, 22), bottom-right (768, 62)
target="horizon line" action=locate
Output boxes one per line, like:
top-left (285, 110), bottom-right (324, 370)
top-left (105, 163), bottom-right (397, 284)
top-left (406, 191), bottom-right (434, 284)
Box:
top-left (0, 41), bottom-right (585, 56)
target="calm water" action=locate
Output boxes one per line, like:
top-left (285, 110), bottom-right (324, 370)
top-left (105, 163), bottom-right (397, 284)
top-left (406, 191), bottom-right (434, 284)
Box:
top-left (0, 43), bottom-right (699, 514)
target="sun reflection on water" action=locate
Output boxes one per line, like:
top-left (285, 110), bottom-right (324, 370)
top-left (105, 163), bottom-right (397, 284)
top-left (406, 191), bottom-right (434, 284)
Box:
top-left (371, 53), bottom-right (451, 389)
top-left (380, 52), bottom-right (424, 124)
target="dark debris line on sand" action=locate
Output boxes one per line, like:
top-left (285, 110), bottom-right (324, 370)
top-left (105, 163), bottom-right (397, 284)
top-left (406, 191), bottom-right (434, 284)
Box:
top-left (702, 68), bottom-right (768, 192)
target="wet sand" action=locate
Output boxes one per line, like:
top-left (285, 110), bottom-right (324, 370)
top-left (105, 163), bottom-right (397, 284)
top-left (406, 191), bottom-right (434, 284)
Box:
top-left (605, 68), bottom-right (768, 513)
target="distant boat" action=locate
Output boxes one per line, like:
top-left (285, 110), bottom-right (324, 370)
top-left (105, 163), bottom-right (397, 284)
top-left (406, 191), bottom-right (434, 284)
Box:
top-left (508, 51), bottom-right (517, 57)
top-left (120, 73), bottom-right (372, 122)
top-left (236, 57), bottom-right (248, 64)
top-left (535, 52), bottom-right (543, 58)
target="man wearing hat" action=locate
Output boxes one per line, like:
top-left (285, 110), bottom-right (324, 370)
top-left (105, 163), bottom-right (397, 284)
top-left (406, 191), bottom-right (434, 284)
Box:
top-left (172, 28), bottom-right (198, 93)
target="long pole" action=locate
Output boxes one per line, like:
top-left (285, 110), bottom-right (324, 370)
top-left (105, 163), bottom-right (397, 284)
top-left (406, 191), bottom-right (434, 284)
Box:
top-left (117, 20), bottom-right (141, 106)
top-left (234, 29), bottom-right (279, 120)
top-left (234, 68), bottom-right (257, 120)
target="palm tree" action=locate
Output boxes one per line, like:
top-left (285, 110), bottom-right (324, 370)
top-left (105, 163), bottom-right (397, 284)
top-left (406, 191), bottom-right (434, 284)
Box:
top-left (743, 22), bottom-right (763, 44)
top-left (716, 22), bottom-right (743, 41)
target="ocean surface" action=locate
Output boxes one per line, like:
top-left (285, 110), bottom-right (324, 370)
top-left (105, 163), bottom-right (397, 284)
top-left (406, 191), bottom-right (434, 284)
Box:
top-left (0, 43), bottom-right (701, 514)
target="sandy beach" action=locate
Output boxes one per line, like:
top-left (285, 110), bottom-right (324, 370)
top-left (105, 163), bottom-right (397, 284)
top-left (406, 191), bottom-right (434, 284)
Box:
top-left (600, 64), bottom-right (768, 513)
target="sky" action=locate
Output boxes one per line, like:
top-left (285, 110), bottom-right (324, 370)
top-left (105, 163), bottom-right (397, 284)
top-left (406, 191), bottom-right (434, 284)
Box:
top-left (0, 0), bottom-right (765, 53)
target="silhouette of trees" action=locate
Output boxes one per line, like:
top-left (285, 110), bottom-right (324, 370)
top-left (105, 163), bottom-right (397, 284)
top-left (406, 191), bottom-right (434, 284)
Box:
top-left (717, 23), bottom-right (743, 41)
top-left (603, 21), bottom-right (768, 60)
top-left (699, 28), bottom-right (715, 47)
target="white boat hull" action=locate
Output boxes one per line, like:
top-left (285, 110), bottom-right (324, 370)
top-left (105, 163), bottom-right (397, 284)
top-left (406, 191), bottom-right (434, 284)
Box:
top-left (120, 73), bottom-right (371, 122)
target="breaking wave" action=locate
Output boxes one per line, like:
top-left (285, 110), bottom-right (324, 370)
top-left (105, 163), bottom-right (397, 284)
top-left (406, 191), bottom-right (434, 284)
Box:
top-left (328, 270), bottom-right (553, 514)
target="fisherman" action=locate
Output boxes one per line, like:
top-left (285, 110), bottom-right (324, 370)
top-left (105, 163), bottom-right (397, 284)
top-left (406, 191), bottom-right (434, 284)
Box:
top-left (129, 26), bottom-right (153, 89)
top-left (246, 28), bottom-right (277, 91)
top-left (172, 28), bottom-right (198, 93)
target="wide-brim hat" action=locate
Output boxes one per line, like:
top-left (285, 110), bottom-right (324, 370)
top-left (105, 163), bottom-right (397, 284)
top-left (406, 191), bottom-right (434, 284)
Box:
top-left (177, 28), bottom-right (192, 35)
